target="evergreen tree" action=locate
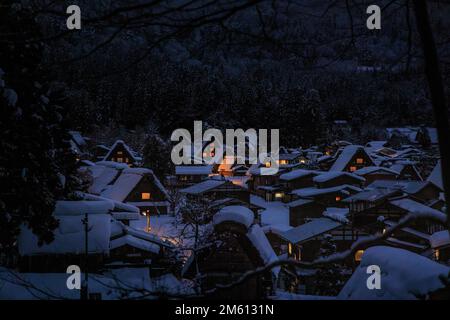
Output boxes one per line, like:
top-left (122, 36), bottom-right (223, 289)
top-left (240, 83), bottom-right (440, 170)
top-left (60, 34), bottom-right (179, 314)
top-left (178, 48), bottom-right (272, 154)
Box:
top-left (313, 234), bottom-right (346, 296)
top-left (142, 134), bottom-right (172, 179)
top-left (0, 2), bottom-right (80, 252)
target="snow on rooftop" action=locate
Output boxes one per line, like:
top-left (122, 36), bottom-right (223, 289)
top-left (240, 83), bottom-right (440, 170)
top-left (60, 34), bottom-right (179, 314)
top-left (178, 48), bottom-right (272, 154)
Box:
top-left (291, 185), bottom-right (361, 198)
top-left (110, 234), bottom-right (160, 254)
top-left (279, 169), bottom-right (321, 181)
top-left (353, 166), bottom-right (399, 176)
top-left (18, 214), bottom-right (112, 256)
top-left (213, 205), bottom-right (254, 229)
top-left (430, 230), bottom-right (450, 249)
top-left (180, 179), bottom-right (226, 195)
top-left (281, 218), bottom-right (341, 244)
top-left (175, 165), bottom-right (213, 175)
top-left (81, 193), bottom-right (140, 213)
top-left (87, 164), bottom-right (123, 195)
top-left (53, 200), bottom-right (114, 216)
top-left (338, 246), bottom-right (450, 300)
top-left (390, 198), bottom-right (446, 222)
top-left (330, 145), bottom-right (372, 172)
top-left (323, 207), bottom-right (349, 223)
top-left (103, 140), bottom-right (140, 162)
top-left (247, 224), bottom-right (280, 276)
top-left (101, 171), bottom-right (142, 202)
top-left (313, 171), bottom-right (365, 183)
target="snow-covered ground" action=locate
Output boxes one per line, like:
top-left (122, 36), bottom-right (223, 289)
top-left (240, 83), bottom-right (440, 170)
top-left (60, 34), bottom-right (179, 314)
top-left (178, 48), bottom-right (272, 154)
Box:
top-left (251, 195), bottom-right (290, 228)
top-left (130, 215), bottom-right (178, 240)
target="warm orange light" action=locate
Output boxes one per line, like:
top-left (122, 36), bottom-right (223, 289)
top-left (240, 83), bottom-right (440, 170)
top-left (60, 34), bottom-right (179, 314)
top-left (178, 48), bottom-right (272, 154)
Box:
top-left (335, 196), bottom-right (341, 202)
top-left (349, 166), bottom-right (357, 172)
top-left (355, 250), bottom-right (364, 262)
top-left (141, 192), bottom-right (151, 200)
top-left (265, 162), bottom-right (271, 168)
top-left (356, 158), bottom-right (364, 164)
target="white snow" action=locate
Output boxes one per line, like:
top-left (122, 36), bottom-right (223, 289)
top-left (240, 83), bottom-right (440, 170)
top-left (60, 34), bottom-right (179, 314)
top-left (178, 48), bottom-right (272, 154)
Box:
top-left (390, 198), bottom-right (447, 223)
top-left (323, 207), bottom-right (350, 223)
top-left (180, 179), bottom-right (226, 195)
top-left (430, 230), bottom-right (450, 249)
top-left (53, 200), bottom-right (113, 216)
top-left (247, 224), bottom-right (280, 276)
top-left (279, 169), bottom-right (320, 181)
top-left (18, 214), bottom-right (112, 255)
top-left (313, 171), bottom-right (365, 183)
top-left (330, 145), bottom-right (373, 171)
top-left (110, 235), bottom-right (161, 254)
top-left (338, 246), bottom-right (450, 299)
top-left (213, 205), bottom-right (254, 228)
top-left (280, 218), bottom-right (341, 244)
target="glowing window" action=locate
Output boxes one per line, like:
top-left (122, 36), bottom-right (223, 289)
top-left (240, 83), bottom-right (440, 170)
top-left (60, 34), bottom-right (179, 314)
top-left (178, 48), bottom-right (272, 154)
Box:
top-left (141, 192), bottom-right (151, 200)
top-left (356, 158), bottom-right (364, 164)
top-left (349, 166), bottom-right (357, 172)
top-left (279, 160), bottom-right (288, 165)
top-left (117, 151), bottom-right (123, 155)
top-left (355, 250), bottom-right (364, 262)
top-left (433, 249), bottom-right (440, 261)
top-left (288, 243), bottom-right (293, 255)
top-left (117, 157), bottom-right (123, 163)
top-left (335, 196), bottom-right (341, 202)
top-left (275, 192), bottom-right (284, 199)
top-left (299, 159), bottom-right (306, 164)
top-left (265, 162), bottom-right (271, 168)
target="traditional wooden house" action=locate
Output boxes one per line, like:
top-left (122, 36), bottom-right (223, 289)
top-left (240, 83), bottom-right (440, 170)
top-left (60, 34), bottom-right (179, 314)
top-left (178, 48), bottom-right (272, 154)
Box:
top-left (312, 171), bottom-right (365, 189)
top-left (182, 206), bottom-right (279, 299)
top-left (430, 230), bottom-right (450, 265)
top-left (102, 140), bottom-right (142, 166)
top-left (175, 165), bottom-right (213, 187)
top-left (368, 180), bottom-right (442, 204)
top-left (289, 184), bottom-right (362, 208)
top-left (279, 169), bottom-right (322, 191)
top-left (180, 177), bottom-right (250, 203)
top-left (329, 145), bottom-right (375, 173)
top-left (17, 200), bottom-right (114, 273)
top-left (101, 168), bottom-right (170, 215)
top-left (353, 166), bottom-right (399, 185)
top-left (389, 161), bottom-right (423, 181)
top-left (288, 199), bottom-right (326, 227)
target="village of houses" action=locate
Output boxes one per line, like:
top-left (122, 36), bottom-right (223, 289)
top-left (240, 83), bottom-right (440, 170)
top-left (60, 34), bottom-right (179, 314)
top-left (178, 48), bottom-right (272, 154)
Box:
top-left (1, 125), bottom-right (450, 300)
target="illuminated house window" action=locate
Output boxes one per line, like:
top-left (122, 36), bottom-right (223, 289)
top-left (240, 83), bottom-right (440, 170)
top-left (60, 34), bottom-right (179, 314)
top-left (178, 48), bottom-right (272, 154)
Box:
top-left (433, 249), bottom-right (440, 261)
top-left (299, 159), bottom-right (306, 164)
top-left (349, 166), bottom-right (357, 172)
top-left (125, 158), bottom-right (129, 163)
top-left (275, 192), bottom-right (284, 199)
top-left (279, 160), bottom-right (288, 165)
top-left (356, 158), bottom-right (364, 164)
top-left (141, 192), bottom-right (151, 200)
top-left (335, 196), bottom-right (341, 202)
top-left (288, 243), bottom-right (293, 255)
top-left (297, 248), bottom-right (302, 261)
top-left (265, 162), bottom-right (271, 168)
top-left (117, 151), bottom-right (123, 155)
top-left (355, 250), bottom-right (364, 262)
top-left (117, 157), bottom-right (123, 163)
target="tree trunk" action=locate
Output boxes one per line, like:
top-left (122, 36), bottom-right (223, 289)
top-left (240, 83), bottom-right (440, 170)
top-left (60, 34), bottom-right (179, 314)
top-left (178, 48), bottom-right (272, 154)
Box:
top-left (412, 0), bottom-right (450, 229)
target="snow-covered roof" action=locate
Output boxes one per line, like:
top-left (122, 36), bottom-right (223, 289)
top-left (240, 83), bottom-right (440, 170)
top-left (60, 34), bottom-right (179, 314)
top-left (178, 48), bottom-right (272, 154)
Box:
top-left (68, 130), bottom-right (87, 147)
top-left (110, 234), bottom-right (161, 254)
top-left (330, 145), bottom-right (373, 172)
top-left (53, 200), bottom-right (114, 216)
top-left (247, 224), bottom-right (280, 276)
top-left (103, 140), bottom-right (140, 162)
top-left (342, 188), bottom-right (399, 203)
top-left (287, 198), bottom-right (314, 208)
top-left (213, 205), bottom-right (254, 229)
top-left (87, 163), bottom-right (125, 195)
top-left (18, 214), bottom-right (112, 256)
top-left (175, 165), bottom-right (213, 175)
top-left (279, 169), bottom-right (321, 181)
top-left (368, 179), bottom-right (439, 193)
top-left (323, 207), bottom-right (349, 223)
top-left (428, 160), bottom-right (443, 190)
top-left (338, 246), bottom-right (450, 299)
top-left (313, 171), bottom-right (365, 183)
top-left (280, 218), bottom-right (341, 244)
top-left (180, 179), bottom-right (226, 195)
top-left (291, 184), bottom-right (361, 198)
top-left (101, 167), bottom-right (168, 202)
top-left (390, 198), bottom-right (447, 222)
top-left (353, 166), bottom-right (399, 176)
top-left (429, 230), bottom-right (450, 249)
